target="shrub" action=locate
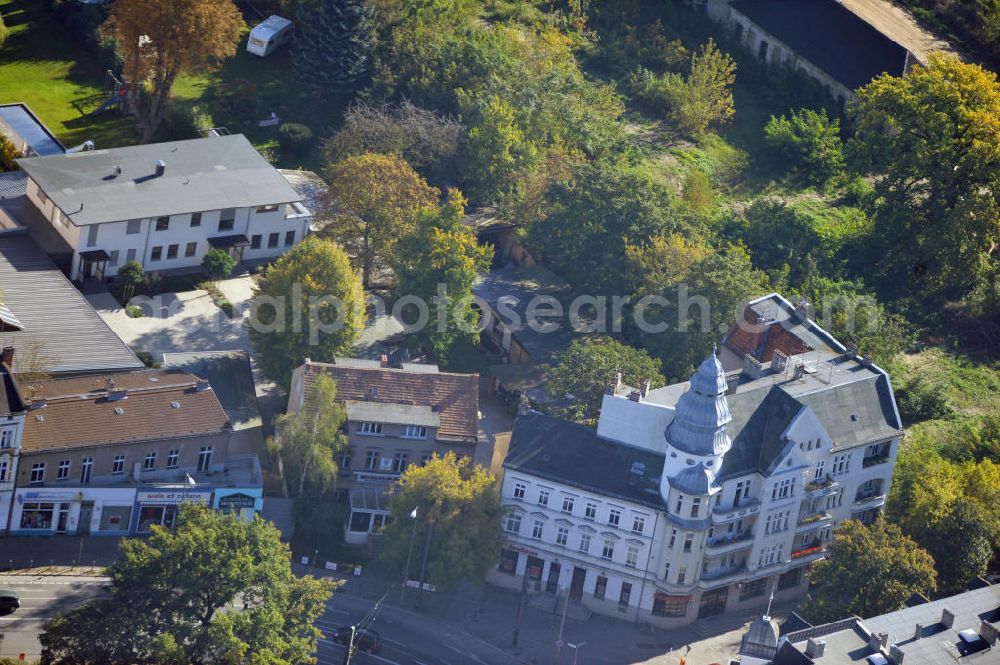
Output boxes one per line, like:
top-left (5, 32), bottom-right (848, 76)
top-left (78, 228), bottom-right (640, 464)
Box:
top-left (202, 248), bottom-right (236, 281)
top-left (0, 12), bottom-right (8, 49)
top-left (277, 123), bottom-right (314, 156)
top-left (897, 375), bottom-right (955, 424)
top-left (0, 134), bottom-right (20, 171)
top-left (125, 304), bottom-right (144, 318)
top-left (764, 108), bottom-right (845, 185)
top-left (117, 260), bottom-right (145, 286)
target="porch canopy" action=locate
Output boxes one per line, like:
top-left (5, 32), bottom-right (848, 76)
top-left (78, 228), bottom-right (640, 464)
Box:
top-left (207, 234), bottom-right (250, 249)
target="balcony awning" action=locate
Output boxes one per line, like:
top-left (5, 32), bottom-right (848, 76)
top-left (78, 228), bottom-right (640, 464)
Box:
top-left (79, 249), bottom-right (112, 262)
top-left (207, 234), bottom-right (250, 249)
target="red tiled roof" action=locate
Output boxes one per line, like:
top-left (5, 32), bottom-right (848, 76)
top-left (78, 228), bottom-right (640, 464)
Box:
top-left (725, 306), bottom-right (811, 362)
top-left (302, 362), bottom-right (479, 441)
top-left (760, 324), bottom-right (810, 362)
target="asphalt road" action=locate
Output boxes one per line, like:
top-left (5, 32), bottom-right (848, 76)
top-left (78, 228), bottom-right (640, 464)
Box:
top-left (0, 578), bottom-right (107, 660)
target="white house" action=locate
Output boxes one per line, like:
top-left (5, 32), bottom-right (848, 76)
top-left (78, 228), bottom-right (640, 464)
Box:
top-left (0, 349), bottom-right (26, 533)
top-left (16, 134), bottom-right (312, 281)
top-left (490, 293), bottom-right (904, 626)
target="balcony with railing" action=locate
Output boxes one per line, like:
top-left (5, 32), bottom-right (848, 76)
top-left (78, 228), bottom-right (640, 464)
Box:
top-left (791, 539), bottom-right (826, 561)
top-left (803, 475), bottom-right (840, 497)
top-left (705, 530), bottom-right (754, 555)
top-left (862, 452), bottom-right (890, 468)
top-left (712, 497), bottom-right (760, 524)
top-left (700, 561), bottom-right (748, 582)
top-left (796, 510), bottom-right (832, 532)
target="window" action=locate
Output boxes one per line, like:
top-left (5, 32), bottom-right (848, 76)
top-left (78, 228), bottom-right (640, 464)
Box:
top-left (498, 548), bottom-right (519, 575)
top-left (733, 480), bottom-right (750, 507)
top-left (340, 451), bottom-right (352, 470)
top-left (109, 250), bottom-right (119, 266)
top-left (778, 567), bottom-right (803, 590)
top-left (608, 508), bottom-right (621, 527)
top-left (57, 460), bottom-right (70, 480)
top-left (683, 532), bottom-right (694, 553)
top-left (0, 429), bottom-right (13, 448)
top-left (531, 520), bottom-right (544, 540)
top-left (504, 511), bottom-right (522, 534)
top-left (250, 234), bottom-right (262, 250)
top-left (255, 204), bottom-right (279, 213)
top-left (29, 462), bottom-right (45, 483)
top-left (759, 543), bottom-right (783, 568)
top-left (392, 452), bottom-right (409, 473)
top-left (219, 209), bottom-right (236, 231)
top-left (601, 539), bottom-right (615, 560)
top-left (126, 248), bottom-right (137, 263)
top-left (166, 244), bottom-right (178, 259)
top-left (619, 582), bottom-right (632, 609)
top-left (578, 533), bottom-right (591, 554)
top-left (197, 446), bottom-right (212, 472)
top-left (190, 212), bottom-right (202, 227)
top-left (537, 490), bottom-right (549, 507)
top-left (675, 494), bottom-right (684, 513)
top-left (690, 497), bottom-right (701, 518)
top-left (771, 477), bottom-right (796, 500)
top-left (267, 232), bottom-right (279, 248)
top-left (357, 422), bottom-right (383, 436)
top-left (561, 496), bottom-right (575, 513)
top-left (584, 502), bottom-right (597, 520)
top-left (19, 502), bottom-right (55, 530)
top-left (86, 225), bottom-right (98, 247)
top-left (420, 452), bottom-right (433, 466)
top-left (814, 460), bottom-right (826, 480)
top-left (150, 246), bottom-right (163, 261)
top-left (668, 528), bottom-right (677, 549)
top-left (0, 460), bottom-right (6, 482)
top-left (112, 455), bottom-right (125, 474)
top-left (632, 515), bottom-right (646, 534)
top-left (556, 526), bottom-right (569, 547)
top-left (739, 578), bottom-right (767, 601)
top-left (625, 544), bottom-right (639, 568)
top-left (365, 450), bottom-right (381, 470)
top-left (155, 216), bottom-right (170, 231)
top-left (166, 449), bottom-right (179, 469)
top-left (80, 457), bottom-right (92, 484)
top-left (663, 562), bottom-right (670, 579)
top-left (832, 453), bottom-right (851, 476)
top-left (143, 452), bottom-right (156, 470)
top-left (653, 593), bottom-right (688, 617)
top-left (126, 219), bottom-right (141, 235)
top-left (185, 242), bottom-right (197, 258)
top-left (677, 566), bottom-right (687, 584)
top-left (513, 483), bottom-right (526, 500)
top-left (594, 576), bottom-right (608, 600)
top-left (401, 425), bottom-right (427, 439)
top-left (284, 230), bottom-right (295, 247)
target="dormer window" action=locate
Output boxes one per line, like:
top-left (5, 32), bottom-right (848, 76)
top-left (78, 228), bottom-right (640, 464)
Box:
top-left (0, 429), bottom-right (13, 448)
top-left (357, 422), bottom-right (383, 436)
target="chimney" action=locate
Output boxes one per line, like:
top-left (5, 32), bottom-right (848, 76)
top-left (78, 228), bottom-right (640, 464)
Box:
top-left (980, 619), bottom-right (999, 646)
top-left (794, 298), bottom-right (812, 322)
top-left (194, 379), bottom-right (211, 392)
top-left (1, 346), bottom-right (13, 367)
top-left (941, 608), bottom-right (955, 628)
top-left (155, 160), bottom-right (166, 177)
top-left (913, 623), bottom-right (923, 640)
top-left (640, 377), bottom-right (651, 398)
top-left (867, 632), bottom-right (882, 652)
top-left (879, 632), bottom-right (889, 648)
top-left (792, 363), bottom-right (806, 381)
top-left (380, 353), bottom-right (389, 368)
top-left (605, 372), bottom-right (623, 396)
top-left (805, 638), bottom-right (825, 658)
top-left (889, 644), bottom-right (905, 664)
top-left (628, 390), bottom-right (641, 402)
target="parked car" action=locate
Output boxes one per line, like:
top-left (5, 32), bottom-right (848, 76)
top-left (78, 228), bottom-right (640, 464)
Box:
top-left (331, 626), bottom-right (381, 653)
top-left (0, 590), bottom-right (19, 613)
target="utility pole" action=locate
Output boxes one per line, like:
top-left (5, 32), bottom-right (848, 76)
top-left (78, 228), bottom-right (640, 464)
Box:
top-left (511, 562), bottom-right (530, 646)
top-left (399, 507), bottom-right (418, 605)
top-left (554, 586), bottom-right (569, 663)
top-left (340, 625), bottom-right (356, 665)
top-left (415, 520), bottom-right (434, 611)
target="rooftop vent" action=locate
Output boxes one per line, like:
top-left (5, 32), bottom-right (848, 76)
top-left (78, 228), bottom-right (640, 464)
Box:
top-left (155, 160), bottom-right (166, 177)
top-left (114, 406), bottom-right (124, 415)
top-left (111, 165), bottom-right (122, 178)
top-left (194, 379), bottom-right (211, 392)
top-left (35, 414), bottom-right (43, 422)
top-left (805, 638), bottom-right (825, 658)
top-left (170, 401), bottom-right (181, 409)
top-left (367, 387), bottom-right (378, 399)
top-left (107, 389), bottom-right (128, 402)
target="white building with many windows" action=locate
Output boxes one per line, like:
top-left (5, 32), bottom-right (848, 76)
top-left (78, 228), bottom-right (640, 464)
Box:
top-left (15, 134), bottom-right (311, 281)
top-left (490, 294), bottom-right (904, 625)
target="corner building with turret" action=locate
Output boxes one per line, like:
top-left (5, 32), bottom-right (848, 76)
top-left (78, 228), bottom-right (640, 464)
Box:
top-left (490, 293), bottom-right (904, 625)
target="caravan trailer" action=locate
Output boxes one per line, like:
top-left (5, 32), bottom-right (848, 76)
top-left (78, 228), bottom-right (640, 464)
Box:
top-left (247, 16), bottom-right (293, 57)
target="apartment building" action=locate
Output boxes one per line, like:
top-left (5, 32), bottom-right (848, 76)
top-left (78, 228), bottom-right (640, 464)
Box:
top-left (490, 293), bottom-right (903, 626)
top-left (15, 134), bottom-right (311, 281)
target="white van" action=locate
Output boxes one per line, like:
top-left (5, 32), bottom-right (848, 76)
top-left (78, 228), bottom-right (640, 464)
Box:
top-left (247, 16), bottom-right (293, 57)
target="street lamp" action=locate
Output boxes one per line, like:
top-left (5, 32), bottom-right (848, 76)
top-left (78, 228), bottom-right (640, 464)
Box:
top-left (399, 507), bottom-right (418, 605)
top-left (566, 641), bottom-right (586, 665)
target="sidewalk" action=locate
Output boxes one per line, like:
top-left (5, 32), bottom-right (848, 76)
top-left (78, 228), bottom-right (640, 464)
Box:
top-left (0, 535), bottom-right (124, 572)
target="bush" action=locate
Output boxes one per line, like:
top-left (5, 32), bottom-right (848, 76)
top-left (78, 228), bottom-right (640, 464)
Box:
top-left (125, 304), bottom-right (144, 318)
top-left (0, 12), bottom-right (8, 49)
top-left (764, 108), bottom-right (845, 185)
top-left (897, 375), bottom-right (955, 424)
top-left (202, 248), bottom-right (236, 280)
top-left (277, 123), bottom-right (314, 156)
top-left (0, 134), bottom-right (20, 171)
top-left (117, 260), bottom-right (145, 286)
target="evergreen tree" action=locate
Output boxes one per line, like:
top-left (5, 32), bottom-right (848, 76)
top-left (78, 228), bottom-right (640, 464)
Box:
top-left (293, 0), bottom-right (375, 91)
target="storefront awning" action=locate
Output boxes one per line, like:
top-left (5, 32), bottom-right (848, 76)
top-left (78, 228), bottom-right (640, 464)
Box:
top-left (208, 234), bottom-right (250, 249)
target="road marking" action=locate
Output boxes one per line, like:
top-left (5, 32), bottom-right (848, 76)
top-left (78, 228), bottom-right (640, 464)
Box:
top-left (367, 653), bottom-right (401, 665)
top-left (445, 644), bottom-right (489, 664)
top-left (325, 608), bottom-right (351, 615)
top-left (383, 638), bottom-right (407, 648)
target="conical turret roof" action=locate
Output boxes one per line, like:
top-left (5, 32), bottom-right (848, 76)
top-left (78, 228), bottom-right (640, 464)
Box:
top-left (665, 351), bottom-right (732, 456)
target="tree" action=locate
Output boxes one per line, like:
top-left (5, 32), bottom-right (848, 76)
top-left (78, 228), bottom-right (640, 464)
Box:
top-left (848, 54), bottom-right (1000, 301)
top-left (803, 519), bottom-right (936, 623)
top-left (544, 337), bottom-right (664, 421)
top-left (763, 108), bottom-right (845, 185)
top-left (247, 236), bottom-right (364, 387)
top-left (460, 94), bottom-right (539, 204)
top-left (292, 0), bottom-right (374, 91)
top-left (393, 191), bottom-right (492, 363)
top-left (105, 0), bottom-right (244, 143)
top-left (274, 372), bottom-right (347, 497)
top-left (117, 260), bottom-right (144, 287)
top-left (40, 505), bottom-right (334, 665)
top-left (379, 452), bottom-right (501, 591)
top-left (0, 12), bottom-right (7, 49)
top-left (321, 153), bottom-right (439, 288)
top-left (201, 248), bottom-right (236, 281)
top-left (920, 502), bottom-right (993, 595)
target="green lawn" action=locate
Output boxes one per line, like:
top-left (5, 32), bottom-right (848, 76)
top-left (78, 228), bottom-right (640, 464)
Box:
top-left (0, 0), bottom-right (347, 170)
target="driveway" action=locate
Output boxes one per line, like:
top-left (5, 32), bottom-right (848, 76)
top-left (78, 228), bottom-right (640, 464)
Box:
top-left (86, 276), bottom-right (255, 356)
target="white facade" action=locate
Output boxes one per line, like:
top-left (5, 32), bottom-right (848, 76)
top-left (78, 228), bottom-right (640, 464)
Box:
top-left (0, 414), bottom-right (25, 533)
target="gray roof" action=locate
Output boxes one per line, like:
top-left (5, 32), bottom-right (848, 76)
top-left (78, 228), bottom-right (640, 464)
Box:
top-left (161, 351), bottom-right (262, 431)
top-left (0, 104), bottom-right (64, 157)
top-left (17, 135), bottom-right (303, 226)
top-left (0, 171), bottom-right (28, 199)
top-left (505, 411), bottom-right (665, 510)
top-left (0, 232), bottom-right (142, 373)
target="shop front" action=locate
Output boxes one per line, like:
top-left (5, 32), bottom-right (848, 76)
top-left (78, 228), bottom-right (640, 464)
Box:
top-left (10, 489), bottom-right (79, 535)
top-left (133, 488), bottom-right (211, 533)
top-left (213, 487), bottom-right (263, 520)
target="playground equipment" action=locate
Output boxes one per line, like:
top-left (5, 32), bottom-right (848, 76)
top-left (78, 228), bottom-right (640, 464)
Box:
top-left (93, 71), bottom-right (138, 116)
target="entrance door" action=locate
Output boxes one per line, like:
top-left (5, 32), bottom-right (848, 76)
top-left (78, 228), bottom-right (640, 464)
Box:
top-left (527, 556), bottom-right (544, 591)
top-left (56, 506), bottom-right (70, 534)
top-left (570, 567), bottom-right (586, 602)
top-left (545, 562), bottom-right (561, 594)
top-left (78, 502), bottom-right (94, 534)
top-left (698, 586), bottom-right (729, 618)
